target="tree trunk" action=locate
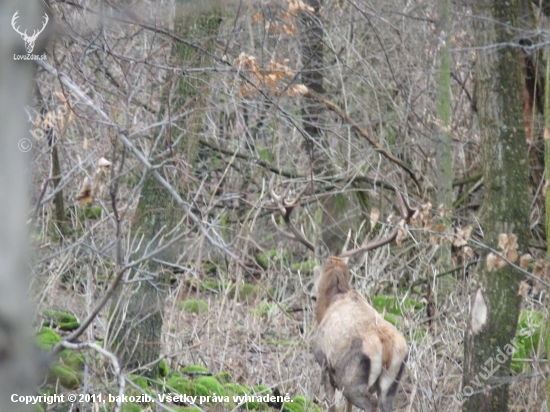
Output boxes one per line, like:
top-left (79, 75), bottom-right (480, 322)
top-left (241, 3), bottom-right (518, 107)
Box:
top-left (544, 14), bottom-right (550, 408)
top-left (435, 0), bottom-right (454, 296)
top-left (462, 1), bottom-right (529, 410)
top-left (0, 2), bottom-right (43, 410)
top-left (108, 1), bottom-right (222, 375)
top-left (301, 1), bottom-right (368, 252)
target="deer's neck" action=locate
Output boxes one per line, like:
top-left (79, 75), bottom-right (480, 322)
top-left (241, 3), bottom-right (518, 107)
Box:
top-left (315, 260), bottom-right (351, 323)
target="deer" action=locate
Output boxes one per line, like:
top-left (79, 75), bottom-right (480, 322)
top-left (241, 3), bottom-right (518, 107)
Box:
top-left (270, 183), bottom-right (414, 412)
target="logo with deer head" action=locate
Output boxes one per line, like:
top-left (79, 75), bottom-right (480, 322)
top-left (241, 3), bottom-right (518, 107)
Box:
top-left (11, 10), bottom-right (49, 54)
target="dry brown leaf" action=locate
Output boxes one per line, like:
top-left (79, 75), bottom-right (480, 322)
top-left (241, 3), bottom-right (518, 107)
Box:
top-left (288, 0), bottom-right (314, 13)
top-left (506, 250), bottom-right (518, 264)
top-left (251, 12), bottom-right (264, 24)
top-left (410, 209), bottom-right (421, 228)
top-left (497, 233), bottom-right (509, 250)
top-left (369, 208), bottom-right (380, 229)
top-left (463, 246), bottom-right (474, 260)
top-left (487, 253), bottom-right (504, 271)
top-left (519, 254), bottom-right (532, 270)
top-left (282, 23), bottom-right (296, 35)
top-left (533, 259), bottom-right (545, 278)
top-left (454, 225), bottom-right (472, 247)
top-left (518, 281), bottom-right (529, 297)
top-left (75, 177), bottom-right (92, 206)
top-left (288, 84), bottom-right (308, 97)
top-left (497, 233), bottom-right (518, 263)
top-left (53, 91), bottom-right (66, 102)
top-left (423, 220), bottom-right (433, 233)
top-left (496, 257), bottom-right (507, 270)
top-left (395, 220), bottom-right (407, 246)
top-left (97, 157), bottom-right (112, 168)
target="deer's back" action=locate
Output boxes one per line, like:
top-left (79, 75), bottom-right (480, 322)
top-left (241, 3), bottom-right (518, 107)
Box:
top-left (313, 290), bottom-right (408, 393)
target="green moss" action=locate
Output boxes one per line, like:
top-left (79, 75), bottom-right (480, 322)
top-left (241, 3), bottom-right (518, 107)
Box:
top-left (383, 313), bottom-right (399, 326)
top-left (224, 383), bottom-right (248, 396)
top-left (228, 284), bottom-right (262, 301)
top-left (224, 384), bottom-right (267, 410)
top-left (202, 262), bottom-right (218, 274)
top-left (215, 371), bottom-right (231, 383)
top-left (291, 260), bottom-right (316, 271)
top-left (372, 296), bottom-right (423, 316)
top-left (201, 279), bottom-right (224, 293)
top-left (120, 404), bottom-right (141, 412)
top-left (251, 302), bottom-right (276, 318)
top-left (284, 396), bottom-right (320, 412)
top-left (254, 385), bottom-right (269, 394)
top-left (60, 351), bottom-right (85, 372)
top-left (194, 376), bottom-right (226, 395)
top-left (81, 206), bottom-right (102, 220)
top-left (43, 309), bottom-right (80, 331)
top-left (166, 375), bottom-right (209, 396)
top-left (36, 327), bottom-right (61, 350)
top-left (48, 364), bottom-right (80, 389)
top-left (179, 299), bottom-right (208, 314)
top-left (512, 310), bottom-right (544, 372)
top-left (159, 359), bottom-right (170, 377)
top-left (182, 365), bottom-right (209, 375)
top-left (174, 407), bottom-right (202, 412)
top-left (128, 375), bottom-right (149, 391)
top-left (254, 253), bottom-right (269, 270)
top-left (254, 249), bottom-right (277, 270)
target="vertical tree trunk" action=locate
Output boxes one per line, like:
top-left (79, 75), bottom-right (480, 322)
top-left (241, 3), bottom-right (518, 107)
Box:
top-left (0, 2), bottom-right (42, 410)
top-left (108, 1), bottom-right (222, 375)
top-left (462, 1), bottom-right (529, 410)
top-left (301, 0), bottom-right (324, 151)
top-left (544, 15), bottom-right (550, 407)
top-left (435, 0), bottom-right (453, 295)
top-left (300, 2), bottom-right (368, 252)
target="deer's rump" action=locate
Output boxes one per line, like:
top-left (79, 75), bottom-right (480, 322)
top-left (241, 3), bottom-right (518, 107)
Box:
top-left (312, 290), bottom-right (408, 409)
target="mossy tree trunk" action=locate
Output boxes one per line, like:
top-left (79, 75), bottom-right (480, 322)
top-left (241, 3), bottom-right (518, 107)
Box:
top-left (50, 134), bottom-right (69, 239)
top-left (435, 0), bottom-right (453, 296)
top-left (544, 15), bottom-right (550, 408)
top-left (462, 0), bottom-right (529, 410)
top-left (108, 1), bottom-right (222, 375)
top-left (301, 1), bottom-right (368, 252)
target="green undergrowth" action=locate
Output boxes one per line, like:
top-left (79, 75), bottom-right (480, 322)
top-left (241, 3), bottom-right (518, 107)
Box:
top-left (36, 327), bottom-right (85, 394)
top-left (32, 328), bottom-right (319, 412)
top-left (511, 310), bottom-right (545, 373)
top-left (250, 302), bottom-right (287, 318)
top-left (372, 295), bottom-right (423, 327)
top-left (180, 299), bottom-right (209, 314)
top-left (121, 364), bottom-right (320, 411)
top-left (42, 309), bottom-right (80, 331)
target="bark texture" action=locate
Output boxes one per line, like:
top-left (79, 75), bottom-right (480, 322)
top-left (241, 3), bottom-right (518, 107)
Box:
top-left (462, 0), bottom-right (529, 410)
top-left (108, 1), bottom-right (222, 374)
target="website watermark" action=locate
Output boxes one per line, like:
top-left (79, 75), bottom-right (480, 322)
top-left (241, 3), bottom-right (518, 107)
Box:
top-left (21, 88), bottom-right (89, 152)
top-left (452, 324), bottom-right (537, 405)
top-left (12, 10), bottom-right (49, 60)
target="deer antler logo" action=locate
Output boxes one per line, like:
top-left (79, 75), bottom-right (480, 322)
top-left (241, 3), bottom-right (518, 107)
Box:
top-left (11, 10), bottom-right (49, 54)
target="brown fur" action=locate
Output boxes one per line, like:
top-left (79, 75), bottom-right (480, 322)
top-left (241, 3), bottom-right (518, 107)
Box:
top-left (313, 257), bottom-right (408, 412)
top-left (315, 257), bottom-right (352, 323)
